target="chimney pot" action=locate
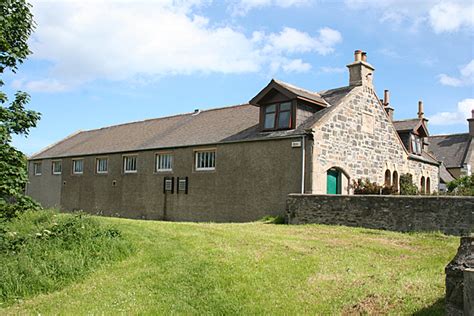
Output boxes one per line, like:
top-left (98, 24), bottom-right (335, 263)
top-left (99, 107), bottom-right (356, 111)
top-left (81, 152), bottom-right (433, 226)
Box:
top-left (383, 90), bottom-right (390, 106)
top-left (354, 50), bottom-right (362, 62)
top-left (361, 52), bottom-right (367, 62)
top-left (468, 110), bottom-right (474, 137)
top-left (418, 100), bottom-right (424, 119)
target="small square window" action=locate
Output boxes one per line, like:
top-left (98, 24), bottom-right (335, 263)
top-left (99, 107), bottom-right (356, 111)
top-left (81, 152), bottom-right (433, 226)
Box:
top-left (96, 157), bottom-right (108, 174)
top-left (195, 150), bottom-right (216, 171)
top-left (123, 155), bottom-right (137, 173)
top-left (163, 177), bottom-right (174, 194)
top-left (52, 160), bottom-right (62, 175)
top-left (33, 162), bottom-right (42, 176)
top-left (72, 159), bottom-right (84, 174)
top-left (156, 153), bottom-right (173, 172)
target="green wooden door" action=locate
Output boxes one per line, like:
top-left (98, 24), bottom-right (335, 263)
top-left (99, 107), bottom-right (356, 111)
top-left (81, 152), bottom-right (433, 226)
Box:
top-left (327, 169), bottom-right (340, 194)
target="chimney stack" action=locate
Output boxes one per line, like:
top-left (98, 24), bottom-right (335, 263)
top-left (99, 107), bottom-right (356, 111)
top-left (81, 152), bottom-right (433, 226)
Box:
top-left (418, 101), bottom-right (424, 119)
top-left (347, 50), bottom-right (375, 87)
top-left (469, 110), bottom-right (474, 137)
top-left (383, 89), bottom-right (394, 120)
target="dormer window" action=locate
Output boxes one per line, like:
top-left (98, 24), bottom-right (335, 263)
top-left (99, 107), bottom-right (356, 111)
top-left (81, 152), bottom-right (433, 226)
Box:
top-left (411, 134), bottom-right (422, 155)
top-left (263, 102), bottom-right (292, 130)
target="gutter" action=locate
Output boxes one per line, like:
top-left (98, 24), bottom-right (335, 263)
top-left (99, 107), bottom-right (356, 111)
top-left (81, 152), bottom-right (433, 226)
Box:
top-left (301, 135), bottom-right (305, 194)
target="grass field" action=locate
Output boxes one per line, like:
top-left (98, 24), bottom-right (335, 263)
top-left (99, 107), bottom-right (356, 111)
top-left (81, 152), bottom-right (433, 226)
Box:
top-left (2, 216), bottom-right (458, 315)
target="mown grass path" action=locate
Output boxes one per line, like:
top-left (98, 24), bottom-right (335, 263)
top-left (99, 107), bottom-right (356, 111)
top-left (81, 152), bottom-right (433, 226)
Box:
top-left (3, 217), bottom-right (458, 315)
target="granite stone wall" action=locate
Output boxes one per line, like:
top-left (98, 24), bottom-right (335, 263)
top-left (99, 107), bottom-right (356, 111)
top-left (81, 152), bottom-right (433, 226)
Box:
top-left (287, 194), bottom-right (473, 235)
top-left (310, 85), bottom-right (439, 195)
top-left (445, 237), bottom-right (474, 315)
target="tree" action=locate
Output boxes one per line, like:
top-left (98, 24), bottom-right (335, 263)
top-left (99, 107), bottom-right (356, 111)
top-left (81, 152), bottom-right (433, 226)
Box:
top-left (447, 174), bottom-right (474, 196)
top-left (399, 174), bottom-right (418, 195)
top-left (1, 0), bottom-right (41, 219)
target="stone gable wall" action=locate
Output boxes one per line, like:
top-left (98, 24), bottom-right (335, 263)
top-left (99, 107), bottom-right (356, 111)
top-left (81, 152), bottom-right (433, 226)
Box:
top-left (287, 194), bottom-right (473, 236)
top-left (310, 85), bottom-right (439, 194)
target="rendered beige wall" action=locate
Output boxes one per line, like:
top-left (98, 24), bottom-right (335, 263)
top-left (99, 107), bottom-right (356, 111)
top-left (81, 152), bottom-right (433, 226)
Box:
top-left (29, 137), bottom-right (309, 222)
top-left (27, 159), bottom-right (62, 208)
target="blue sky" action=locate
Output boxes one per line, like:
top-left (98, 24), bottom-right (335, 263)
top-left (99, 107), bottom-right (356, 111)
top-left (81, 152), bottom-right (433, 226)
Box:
top-left (6, 0), bottom-right (474, 155)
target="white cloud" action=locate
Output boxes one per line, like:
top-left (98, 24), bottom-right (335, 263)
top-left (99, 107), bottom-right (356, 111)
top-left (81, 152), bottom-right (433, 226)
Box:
top-left (319, 66), bottom-right (345, 73)
top-left (345, 0), bottom-right (474, 34)
top-left (429, 98), bottom-right (474, 125)
top-left (438, 60), bottom-right (474, 87)
top-left (28, 1), bottom-right (341, 89)
top-left (230, 0), bottom-right (309, 16)
top-left (429, 1), bottom-right (474, 33)
top-left (282, 59), bottom-right (311, 73)
top-left (265, 27), bottom-right (342, 55)
top-left (12, 78), bottom-right (69, 93)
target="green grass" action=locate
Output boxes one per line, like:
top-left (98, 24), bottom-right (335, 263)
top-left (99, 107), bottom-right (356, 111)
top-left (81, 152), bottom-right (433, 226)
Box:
top-left (0, 210), bottom-right (133, 306)
top-left (1, 216), bottom-right (458, 315)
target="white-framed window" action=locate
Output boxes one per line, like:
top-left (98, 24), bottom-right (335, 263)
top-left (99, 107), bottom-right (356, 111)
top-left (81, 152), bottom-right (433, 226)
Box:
top-left (33, 162), bottom-right (42, 176)
top-left (195, 149), bottom-right (216, 171)
top-left (52, 160), bottom-right (62, 175)
top-left (72, 159), bottom-right (84, 174)
top-left (96, 157), bottom-right (108, 174)
top-left (155, 153), bottom-right (173, 172)
top-left (123, 155), bottom-right (137, 173)
top-left (411, 134), bottom-right (422, 155)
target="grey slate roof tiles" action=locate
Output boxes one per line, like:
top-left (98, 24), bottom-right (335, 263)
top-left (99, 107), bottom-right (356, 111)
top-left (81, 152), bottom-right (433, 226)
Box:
top-left (31, 83), bottom-right (356, 160)
top-left (393, 119), bottom-right (420, 131)
top-left (428, 133), bottom-right (471, 168)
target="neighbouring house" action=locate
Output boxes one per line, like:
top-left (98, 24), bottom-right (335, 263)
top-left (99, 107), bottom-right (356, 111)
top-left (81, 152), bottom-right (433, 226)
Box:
top-left (27, 50), bottom-right (440, 222)
top-left (428, 111), bottom-right (474, 180)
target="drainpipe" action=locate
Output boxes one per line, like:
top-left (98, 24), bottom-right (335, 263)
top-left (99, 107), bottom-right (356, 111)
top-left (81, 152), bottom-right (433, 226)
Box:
top-left (301, 135), bottom-right (305, 194)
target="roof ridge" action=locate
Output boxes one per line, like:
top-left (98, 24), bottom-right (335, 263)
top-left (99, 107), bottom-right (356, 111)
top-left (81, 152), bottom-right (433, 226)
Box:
top-left (81, 103), bottom-right (251, 134)
top-left (428, 132), bottom-right (470, 138)
top-left (393, 118), bottom-right (419, 122)
top-left (273, 78), bottom-right (321, 96)
top-left (29, 130), bottom-right (83, 159)
top-left (317, 85), bottom-right (351, 94)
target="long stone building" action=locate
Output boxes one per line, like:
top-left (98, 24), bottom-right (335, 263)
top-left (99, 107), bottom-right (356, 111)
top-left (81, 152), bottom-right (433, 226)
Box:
top-left (27, 50), bottom-right (440, 222)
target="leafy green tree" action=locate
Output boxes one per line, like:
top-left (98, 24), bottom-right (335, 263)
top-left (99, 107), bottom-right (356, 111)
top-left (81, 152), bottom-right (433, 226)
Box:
top-left (1, 0), bottom-right (41, 219)
top-left (447, 174), bottom-right (474, 196)
top-left (399, 174), bottom-right (418, 195)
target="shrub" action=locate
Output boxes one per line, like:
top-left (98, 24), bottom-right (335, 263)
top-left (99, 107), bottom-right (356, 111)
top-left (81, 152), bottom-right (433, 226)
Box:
top-left (447, 175), bottom-right (474, 196)
top-left (260, 215), bottom-right (285, 224)
top-left (351, 178), bottom-right (396, 195)
top-left (399, 174), bottom-right (418, 195)
top-left (0, 210), bottom-right (133, 305)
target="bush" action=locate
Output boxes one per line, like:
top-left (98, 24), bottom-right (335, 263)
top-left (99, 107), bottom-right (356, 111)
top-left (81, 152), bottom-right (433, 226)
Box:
top-left (447, 175), bottom-right (474, 196)
top-left (399, 174), bottom-right (418, 195)
top-left (0, 210), bottom-right (133, 305)
top-left (351, 178), bottom-right (396, 195)
top-left (260, 215), bottom-right (285, 224)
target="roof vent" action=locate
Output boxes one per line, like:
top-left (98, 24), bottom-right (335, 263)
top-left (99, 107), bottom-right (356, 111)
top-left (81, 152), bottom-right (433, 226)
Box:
top-left (192, 109), bottom-right (200, 116)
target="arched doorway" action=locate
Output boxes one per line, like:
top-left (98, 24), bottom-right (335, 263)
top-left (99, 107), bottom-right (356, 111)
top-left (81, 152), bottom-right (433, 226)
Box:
top-left (327, 168), bottom-right (341, 194)
top-left (384, 170), bottom-right (391, 186)
top-left (392, 171), bottom-right (399, 192)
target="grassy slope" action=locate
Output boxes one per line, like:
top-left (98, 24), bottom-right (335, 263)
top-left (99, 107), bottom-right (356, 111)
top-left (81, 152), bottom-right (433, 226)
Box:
top-left (2, 217), bottom-right (458, 315)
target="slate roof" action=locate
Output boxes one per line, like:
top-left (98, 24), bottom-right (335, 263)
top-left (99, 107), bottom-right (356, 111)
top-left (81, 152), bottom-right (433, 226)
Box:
top-left (393, 119), bottom-right (420, 131)
top-left (428, 133), bottom-right (471, 168)
top-left (439, 163), bottom-right (455, 183)
top-left (31, 83), bottom-right (355, 160)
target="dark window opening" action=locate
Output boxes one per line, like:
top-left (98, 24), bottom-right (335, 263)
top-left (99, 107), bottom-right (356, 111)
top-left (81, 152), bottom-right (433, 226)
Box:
top-left (263, 102), bottom-right (292, 130)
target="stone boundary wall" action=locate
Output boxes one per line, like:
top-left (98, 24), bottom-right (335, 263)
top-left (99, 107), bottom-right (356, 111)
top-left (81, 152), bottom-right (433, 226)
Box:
top-left (286, 194), bottom-right (474, 236)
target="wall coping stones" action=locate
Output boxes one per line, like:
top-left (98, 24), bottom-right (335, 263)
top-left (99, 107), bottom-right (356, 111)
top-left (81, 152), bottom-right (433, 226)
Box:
top-left (286, 194), bottom-right (474, 236)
